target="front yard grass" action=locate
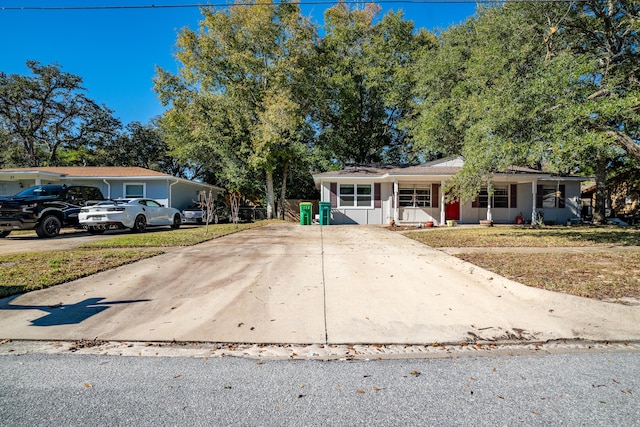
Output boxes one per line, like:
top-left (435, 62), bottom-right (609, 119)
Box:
top-left (405, 226), bottom-right (640, 247)
top-left (1, 221), bottom-right (272, 298)
top-left (0, 249), bottom-right (163, 298)
top-left (81, 221), bottom-right (270, 248)
top-left (404, 226), bottom-right (640, 303)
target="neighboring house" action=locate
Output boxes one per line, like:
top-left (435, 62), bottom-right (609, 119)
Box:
top-left (0, 166), bottom-right (223, 211)
top-left (313, 157), bottom-right (586, 226)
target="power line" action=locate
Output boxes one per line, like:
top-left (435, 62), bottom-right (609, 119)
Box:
top-left (0, 0), bottom-right (586, 11)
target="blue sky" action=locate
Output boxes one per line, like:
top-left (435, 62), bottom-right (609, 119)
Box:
top-left (0, 1), bottom-right (477, 126)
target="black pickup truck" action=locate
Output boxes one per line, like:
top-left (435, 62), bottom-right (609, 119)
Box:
top-left (0, 184), bottom-right (105, 238)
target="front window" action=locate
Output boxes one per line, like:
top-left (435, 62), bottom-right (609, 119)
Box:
top-left (476, 186), bottom-right (508, 208)
top-left (339, 184), bottom-right (372, 208)
top-left (399, 187), bottom-right (431, 207)
top-left (125, 183), bottom-right (145, 198)
top-left (541, 186), bottom-right (561, 208)
top-left (493, 186), bottom-right (509, 208)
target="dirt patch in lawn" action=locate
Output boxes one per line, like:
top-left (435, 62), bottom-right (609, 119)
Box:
top-left (456, 251), bottom-right (640, 303)
top-left (402, 226), bottom-right (640, 304)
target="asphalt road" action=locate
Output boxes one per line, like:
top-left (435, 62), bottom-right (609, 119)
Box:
top-left (1, 352), bottom-right (638, 426)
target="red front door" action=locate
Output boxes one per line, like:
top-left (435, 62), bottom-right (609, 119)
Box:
top-left (445, 199), bottom-right (460, 221)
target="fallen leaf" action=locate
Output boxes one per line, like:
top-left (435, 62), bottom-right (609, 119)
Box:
top-left (84, 383), bottom-right (92, 388)
top-left (373, 387), bottom-right (382, 392)
top-left (410, 370), bottom-right (421, 377)
top-left (356, 390), bottom-right (365, 395)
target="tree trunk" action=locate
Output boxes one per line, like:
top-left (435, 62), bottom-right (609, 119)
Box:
top-left (279, 160), bottom-right (289, 220)
top-left (593, 154), bottom-right (608, 224)
top-left (265, 168), bottom-right (275, 220)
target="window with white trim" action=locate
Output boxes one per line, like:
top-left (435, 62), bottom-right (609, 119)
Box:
top-left (124, 183), bottom-right (145, 198)
top-left (399, 186), bottom-right (431, 207)
top-left (339, 184), bottom-right (372, 208)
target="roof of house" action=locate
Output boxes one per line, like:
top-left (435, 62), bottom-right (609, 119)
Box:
top-left (312, 156), bottom-right (586, 184)
top-left (0, 166), bottom-right (170, 178)
top-left (0, 166), bottom-right (224, 190)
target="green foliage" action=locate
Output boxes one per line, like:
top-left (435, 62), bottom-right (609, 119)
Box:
top-left (314, 3), bottom-right (435, 164)
top-left (154, 1), bottom-right (318, 212)
top-left (411, 0), bottom-right (640, 204)
top-left (0, 61), bottom-right (121, 167)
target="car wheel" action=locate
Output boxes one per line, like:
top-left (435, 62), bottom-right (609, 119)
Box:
top-left (0, 230), bottom-right (11, 238)
top-left (35, 215), bottom-right (62, 238)
top-left (133, 215), bottom-right (147, 233)
top-left (171, 213), bottom-right (181, 229)
top-left (87, 227), bottom-right (105, 235)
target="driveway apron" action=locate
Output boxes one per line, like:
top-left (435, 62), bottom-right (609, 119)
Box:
top-left (1, 223), bottom-right (639, 344)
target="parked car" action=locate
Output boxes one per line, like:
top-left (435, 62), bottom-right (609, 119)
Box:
top-left (78, 198), bottom-right (182, 234)
top-left (181, 202), bottom-right (231, 224)
top-left (0, 184), bottom-right (105, 238)
top-left (181, 204), bottom-right (206, 224)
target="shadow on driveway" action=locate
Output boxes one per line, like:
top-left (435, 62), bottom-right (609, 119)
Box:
top-left (0, 296), bottom-right (150, 327)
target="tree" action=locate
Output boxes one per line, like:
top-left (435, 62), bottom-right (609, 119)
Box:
top-left (314, 3), bottom-right (436, 165)
top-left (411, 1), bottom-right (639, 222)
top-left (92, 119), bottom-right (190, 177)
top-left (154, 1), bottom-right (317, 219)
top-left (0, 61), bottom-right (121, 167)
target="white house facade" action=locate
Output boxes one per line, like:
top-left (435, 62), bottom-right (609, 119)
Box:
top-left (313, 157), bottom-right (586, 226)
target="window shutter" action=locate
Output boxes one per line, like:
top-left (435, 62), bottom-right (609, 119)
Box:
top-left (330, 183), bottom-right (337, 208)
top-left (536, 185), bottom-right (543, 208)
top-left (374, 183), bottom-right (381, 208)
top-left (559, 185), bottom-right (566, 208)
top-left (510, 184), bottom-right (517, 208)
top-left (432, 184), bottom-right (439, 208)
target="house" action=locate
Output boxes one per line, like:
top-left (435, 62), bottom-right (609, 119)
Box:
top-left (0, 166), bottom-right (224, 211)
top-left (312, 157), bottom-right (586, 226)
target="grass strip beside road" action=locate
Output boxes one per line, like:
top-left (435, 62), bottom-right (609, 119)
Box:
top-left (80, 221), bottom-right (270, 248)
top-left (0, 249), bottom-right (163, 298)
top-left (404, 226), bottom-right (640, 302)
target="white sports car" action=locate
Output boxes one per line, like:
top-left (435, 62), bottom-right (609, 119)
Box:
top-left (78, 198), bottom-right (182, 234)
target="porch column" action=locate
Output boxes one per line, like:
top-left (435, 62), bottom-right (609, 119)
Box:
top-left (393, 181), bottom-right (399, 223)
top-left (487, 180), bottom-right (493, 221)
top-left (440, 180), bottom-right (446, 226)
top-left (531, 180), bottom-right (538, 224)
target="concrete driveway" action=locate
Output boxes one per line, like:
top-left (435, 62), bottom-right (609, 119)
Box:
top-left (1, 223), bottom-right (639, 344)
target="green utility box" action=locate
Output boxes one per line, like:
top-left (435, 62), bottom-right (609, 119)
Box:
top-left (299, 202), bottom-right (312, 225)
top-left (319, 202), bottom-right (331, 226)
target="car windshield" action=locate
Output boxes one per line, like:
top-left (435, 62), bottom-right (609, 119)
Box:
top-left (14, 186), bottom-right (60, 197)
